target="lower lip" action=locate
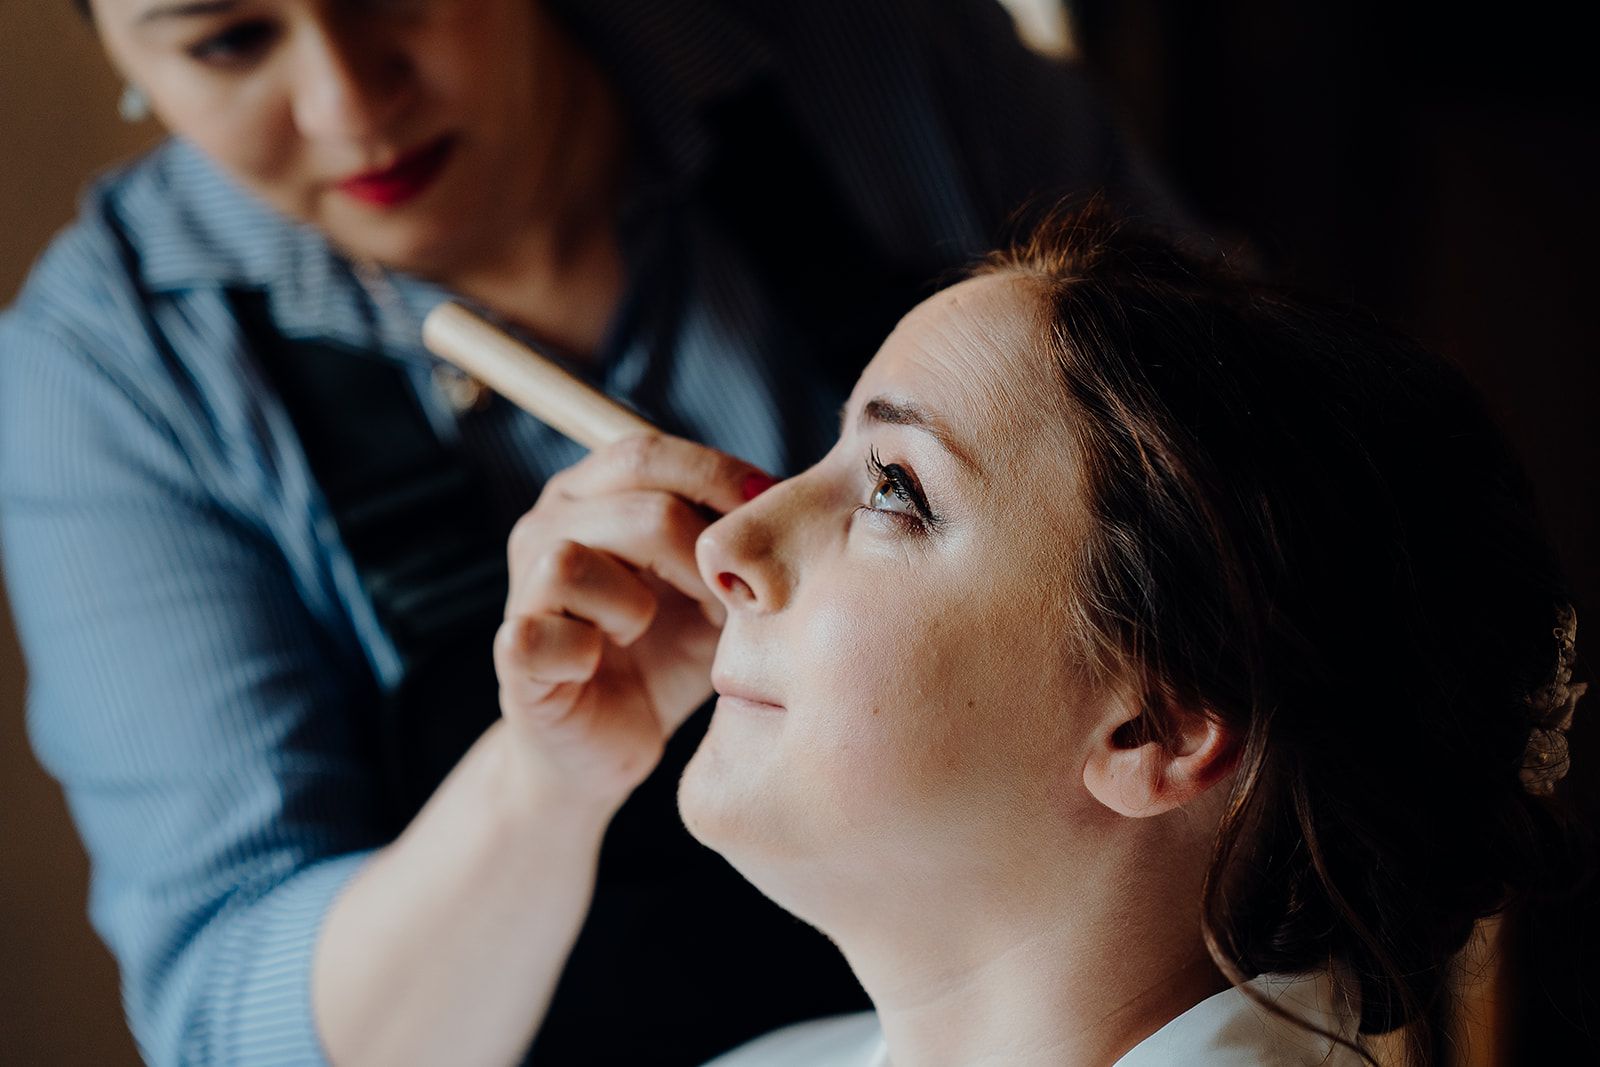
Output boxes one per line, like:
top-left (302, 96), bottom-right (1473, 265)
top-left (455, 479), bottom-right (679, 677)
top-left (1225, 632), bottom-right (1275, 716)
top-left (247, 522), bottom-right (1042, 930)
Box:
top-left (337, 135), bottom-right (457, 208)
top-left (716, 695), bottom-right (785, 714)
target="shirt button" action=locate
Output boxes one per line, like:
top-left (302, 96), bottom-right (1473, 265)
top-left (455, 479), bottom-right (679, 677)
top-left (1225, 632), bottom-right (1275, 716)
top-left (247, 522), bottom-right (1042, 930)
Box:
top-left (432, 363), bottom-right (493, 416)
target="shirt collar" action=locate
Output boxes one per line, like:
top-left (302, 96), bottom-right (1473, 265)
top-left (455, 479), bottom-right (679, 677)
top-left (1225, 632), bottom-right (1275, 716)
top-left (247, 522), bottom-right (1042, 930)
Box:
top-left (1111, 971), bottom-right (1362, 1066)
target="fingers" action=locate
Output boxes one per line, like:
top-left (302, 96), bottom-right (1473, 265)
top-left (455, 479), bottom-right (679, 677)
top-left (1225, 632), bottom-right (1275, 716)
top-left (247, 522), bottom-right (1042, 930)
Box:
top-left (546, 433), bottom-right (773, 518)
top-left (494, 615), bottom-right (599, 715)
top-left (510, 493), bottom-right (728, 627)
top-left (506, 539), bottom-right (658, 642)
top-left (517, 539), bottom-right (658, 637)
top-left (497, 541), bottom-right (659, 714)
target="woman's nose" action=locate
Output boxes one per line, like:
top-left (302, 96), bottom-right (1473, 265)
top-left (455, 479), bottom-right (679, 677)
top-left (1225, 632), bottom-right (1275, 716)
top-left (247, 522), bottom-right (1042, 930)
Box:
top-left (696, 490), bottom-right (795, 616)
top-left (290, 28), bottom-right (411, 146)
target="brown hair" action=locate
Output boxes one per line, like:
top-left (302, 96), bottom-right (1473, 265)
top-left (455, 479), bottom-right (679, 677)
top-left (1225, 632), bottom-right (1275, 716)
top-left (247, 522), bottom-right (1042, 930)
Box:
top-left (979, 207), bottom-right (1588, 1064)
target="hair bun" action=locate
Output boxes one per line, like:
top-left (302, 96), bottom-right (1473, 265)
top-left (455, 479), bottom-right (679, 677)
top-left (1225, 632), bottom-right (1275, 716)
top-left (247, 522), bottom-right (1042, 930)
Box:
top-left (1521, 605), bottom-right (1587, 796)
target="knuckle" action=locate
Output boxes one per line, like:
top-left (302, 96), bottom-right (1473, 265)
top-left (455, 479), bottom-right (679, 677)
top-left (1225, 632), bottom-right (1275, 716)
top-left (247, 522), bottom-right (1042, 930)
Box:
top-left (576, 626), bottom-right (604, 670)
top-left (656, 496), bottom-right (701, 544)
top-left (537, 539), bottom-right (590, 587)
top-left (543, 465), bottom-right (574, 495)
top-left (610, 432), bottom-right (662, 477)
top-left (507, 513), bottom-right (544, 563)
top-left (706, 449), bottom-right (743, 490)
top-left (494, 616), bottom-right (533, 666)
top-left (630, 594), bottom-right (660, 639)
top-left (630, 491), bottom-right (679, 533)
top-left (541, 464), bottom-right (586, 505)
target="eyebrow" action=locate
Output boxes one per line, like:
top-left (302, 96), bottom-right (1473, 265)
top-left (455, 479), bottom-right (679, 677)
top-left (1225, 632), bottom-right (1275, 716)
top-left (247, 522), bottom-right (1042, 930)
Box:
top-left (849, 395), bottom-right (982, 475)
top-left (137, 0), bottom-right (240, 25)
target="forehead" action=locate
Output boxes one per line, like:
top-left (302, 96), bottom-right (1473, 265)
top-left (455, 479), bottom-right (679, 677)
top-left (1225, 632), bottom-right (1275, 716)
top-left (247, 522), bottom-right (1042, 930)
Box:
top-left (97, 0), bottom-right (236, 23)
top-left (854, 273), bottom-right (1067, 456)
top-left (95, 0), bottom-right (245, 43)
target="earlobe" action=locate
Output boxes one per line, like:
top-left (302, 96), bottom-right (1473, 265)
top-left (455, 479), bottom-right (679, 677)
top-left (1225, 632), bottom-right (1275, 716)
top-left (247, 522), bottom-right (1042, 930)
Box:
top-left (1082, 707), bottom-right (1237, 818)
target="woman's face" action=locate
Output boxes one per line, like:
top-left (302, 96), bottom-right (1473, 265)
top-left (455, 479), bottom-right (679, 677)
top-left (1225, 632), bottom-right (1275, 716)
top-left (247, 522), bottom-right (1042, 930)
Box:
top-left (682, 274), bottom-right (1119, 921)
top-left (90, 0), bottom-right (567, 274)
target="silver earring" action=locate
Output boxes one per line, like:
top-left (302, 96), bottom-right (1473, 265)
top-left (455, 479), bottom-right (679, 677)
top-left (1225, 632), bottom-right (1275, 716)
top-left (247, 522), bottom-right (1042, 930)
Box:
top-left (118, 85), bottom-right (150, 123)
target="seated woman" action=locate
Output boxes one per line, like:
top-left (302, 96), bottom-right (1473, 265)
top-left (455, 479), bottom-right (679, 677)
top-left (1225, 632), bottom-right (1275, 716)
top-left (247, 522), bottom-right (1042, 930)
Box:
top-left (502, 211), bottom-right (1586, 1066)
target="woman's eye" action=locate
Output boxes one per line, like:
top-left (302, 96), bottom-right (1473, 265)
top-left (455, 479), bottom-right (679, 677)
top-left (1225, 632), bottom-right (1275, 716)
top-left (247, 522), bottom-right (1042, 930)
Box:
top-left (870, 475), bottom-right (920, 516)
top-left (862, 448), bottom-right (938, 530)
top-left (187, 21), bottom-right (278, 66)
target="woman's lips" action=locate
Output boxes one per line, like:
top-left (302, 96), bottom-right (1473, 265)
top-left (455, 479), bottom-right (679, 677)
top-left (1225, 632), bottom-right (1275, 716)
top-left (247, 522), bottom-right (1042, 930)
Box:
top-left (336, 135), bottom-right (457, 208)
top-left (716, 695), bottom-right (786, 713)
top-left (712, 677), bottom-right (785, 712)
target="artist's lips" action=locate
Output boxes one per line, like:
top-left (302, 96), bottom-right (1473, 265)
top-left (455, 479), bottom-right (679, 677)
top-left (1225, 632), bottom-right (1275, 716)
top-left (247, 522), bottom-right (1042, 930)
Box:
top-left (336, 134), bottom-right (457, 207)
top-left (712, 677), bottom-right (785, 712)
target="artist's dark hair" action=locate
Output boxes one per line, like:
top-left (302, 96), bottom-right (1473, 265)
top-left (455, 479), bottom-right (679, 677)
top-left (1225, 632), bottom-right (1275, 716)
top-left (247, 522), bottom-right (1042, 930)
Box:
top-left (978, 206), bottom-right (1589, 1065)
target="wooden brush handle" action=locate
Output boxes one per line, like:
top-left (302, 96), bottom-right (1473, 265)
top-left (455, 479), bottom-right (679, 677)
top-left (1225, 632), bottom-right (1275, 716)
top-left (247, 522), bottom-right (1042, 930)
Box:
top-left (422, 302), bottom-right (657, 449)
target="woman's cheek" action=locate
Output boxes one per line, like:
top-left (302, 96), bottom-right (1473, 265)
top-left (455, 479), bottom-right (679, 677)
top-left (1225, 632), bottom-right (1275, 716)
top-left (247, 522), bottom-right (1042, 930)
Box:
top-left (174, 93), bottom-right (301, 208)
top-left (794, 581), bottom-right (979, 804)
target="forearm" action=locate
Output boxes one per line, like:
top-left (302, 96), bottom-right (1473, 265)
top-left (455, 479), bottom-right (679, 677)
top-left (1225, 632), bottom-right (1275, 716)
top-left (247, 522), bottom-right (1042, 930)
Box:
top-left (312, 720), bottom-right (612, 1067)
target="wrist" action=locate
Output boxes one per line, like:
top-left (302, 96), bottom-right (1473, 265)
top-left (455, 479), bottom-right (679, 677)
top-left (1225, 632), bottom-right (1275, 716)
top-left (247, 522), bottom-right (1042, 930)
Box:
top-left (478, 721), bottom-right (624, 844)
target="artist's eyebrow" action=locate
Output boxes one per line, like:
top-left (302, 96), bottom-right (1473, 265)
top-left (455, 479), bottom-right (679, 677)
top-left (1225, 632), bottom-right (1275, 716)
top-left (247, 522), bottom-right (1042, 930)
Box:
top-left (847, 395), bottom-right (982, 476)
top-left (137, 0), bottom-right (241, 25)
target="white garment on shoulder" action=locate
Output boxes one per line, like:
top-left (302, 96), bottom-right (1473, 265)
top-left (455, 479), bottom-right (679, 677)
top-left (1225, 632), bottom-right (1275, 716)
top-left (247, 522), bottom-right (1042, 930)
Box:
top-left (703, 971), bottom-right (1362, 1066)
top-left (1113, 971), bottom-right (1363, 1066)
top-left (703, 1011), bottom-right (886, 1067)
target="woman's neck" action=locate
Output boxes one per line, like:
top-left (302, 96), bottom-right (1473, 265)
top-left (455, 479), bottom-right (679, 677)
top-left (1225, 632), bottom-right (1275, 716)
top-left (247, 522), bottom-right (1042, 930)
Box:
top-left (827, 839), bottom-right (1229, 1066)
top-left (443, 19), bottom-right (630, 359)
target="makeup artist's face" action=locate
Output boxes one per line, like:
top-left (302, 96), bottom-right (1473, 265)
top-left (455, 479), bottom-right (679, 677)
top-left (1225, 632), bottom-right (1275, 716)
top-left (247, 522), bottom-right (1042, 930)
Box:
top-left (91, 0), bottom-right (567, 273)
top-left (683, 275), bottom-right (1110, 918)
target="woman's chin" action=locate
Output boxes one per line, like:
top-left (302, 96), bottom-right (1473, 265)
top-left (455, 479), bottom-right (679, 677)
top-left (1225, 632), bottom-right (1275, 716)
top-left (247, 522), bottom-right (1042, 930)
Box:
top-left (317, 198), bottom-right (479, 278)
top-left (677, 760), bottom-right (819, 922)
top-left (678, 718), bottom-right (806, 876)
top-left (677, 721), bottom-right (864, 928)
top-left (676, 718), bottom-right (764, 852)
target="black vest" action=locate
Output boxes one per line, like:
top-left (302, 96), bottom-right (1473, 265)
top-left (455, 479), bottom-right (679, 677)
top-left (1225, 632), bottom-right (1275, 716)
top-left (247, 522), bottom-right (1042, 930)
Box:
top-left (246, 82), bottom-right (952, 1065)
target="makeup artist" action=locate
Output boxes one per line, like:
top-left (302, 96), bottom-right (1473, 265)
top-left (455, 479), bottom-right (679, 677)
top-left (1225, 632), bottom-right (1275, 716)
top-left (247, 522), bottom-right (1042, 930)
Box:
top-left (0, 2), bottom-right (1178, 1063)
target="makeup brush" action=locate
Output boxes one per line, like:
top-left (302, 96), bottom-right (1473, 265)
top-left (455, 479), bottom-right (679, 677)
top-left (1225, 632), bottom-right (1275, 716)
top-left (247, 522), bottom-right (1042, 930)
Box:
top-left (421, 301), bottom-right (657, 449)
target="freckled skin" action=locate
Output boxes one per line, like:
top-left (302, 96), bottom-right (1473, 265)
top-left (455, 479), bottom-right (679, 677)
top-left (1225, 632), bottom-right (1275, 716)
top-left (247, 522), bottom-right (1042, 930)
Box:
top-left (681, 275), bottom-right (1121, 933)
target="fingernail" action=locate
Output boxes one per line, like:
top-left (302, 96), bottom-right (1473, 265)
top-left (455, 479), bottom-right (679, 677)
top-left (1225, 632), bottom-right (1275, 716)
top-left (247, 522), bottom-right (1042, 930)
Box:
top-left (741, 473), bottom-right (778, 501)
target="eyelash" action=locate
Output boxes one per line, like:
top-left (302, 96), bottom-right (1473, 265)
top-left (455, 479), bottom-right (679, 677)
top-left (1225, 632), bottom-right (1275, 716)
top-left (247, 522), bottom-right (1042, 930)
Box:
top-left (859, 448), bottom-right (940, 532)
top-left (187, 21), bottom-right (278, 66)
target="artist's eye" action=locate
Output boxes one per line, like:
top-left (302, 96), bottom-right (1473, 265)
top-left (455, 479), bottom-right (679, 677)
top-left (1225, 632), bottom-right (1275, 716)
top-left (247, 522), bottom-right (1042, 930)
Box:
top-left (861, 448), bottom-right (938, 530)
top-left (187, 20), bottom-right (278, 66)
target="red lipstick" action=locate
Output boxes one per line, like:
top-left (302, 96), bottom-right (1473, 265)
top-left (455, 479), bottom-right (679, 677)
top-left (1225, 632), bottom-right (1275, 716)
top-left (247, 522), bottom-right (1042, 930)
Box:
top-left (337, 135), bottom-right (457, 208)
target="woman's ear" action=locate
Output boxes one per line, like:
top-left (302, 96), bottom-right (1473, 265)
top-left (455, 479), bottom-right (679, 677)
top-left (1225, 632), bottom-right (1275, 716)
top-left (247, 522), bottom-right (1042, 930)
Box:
top-left (1082, 702), bottom-right (1239, 818)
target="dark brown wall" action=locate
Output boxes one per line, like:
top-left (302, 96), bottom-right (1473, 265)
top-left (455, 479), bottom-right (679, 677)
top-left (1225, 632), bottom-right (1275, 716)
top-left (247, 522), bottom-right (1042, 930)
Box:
top-left (1, 3), bottom-right (153, 1063)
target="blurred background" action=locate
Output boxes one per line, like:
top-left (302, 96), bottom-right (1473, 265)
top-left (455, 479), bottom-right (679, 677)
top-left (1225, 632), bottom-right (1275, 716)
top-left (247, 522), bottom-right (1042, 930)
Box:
top-left (2, 0), bottom-right (1593, 1062)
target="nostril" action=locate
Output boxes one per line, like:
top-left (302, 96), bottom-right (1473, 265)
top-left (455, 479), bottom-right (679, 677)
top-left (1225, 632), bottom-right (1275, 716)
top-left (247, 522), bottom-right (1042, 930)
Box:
top-left (717, 572), bottom-right (755, 600)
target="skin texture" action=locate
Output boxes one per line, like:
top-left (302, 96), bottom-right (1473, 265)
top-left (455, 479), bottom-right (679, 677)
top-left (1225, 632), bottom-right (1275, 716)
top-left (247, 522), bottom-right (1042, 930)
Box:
top-left (90, 0), bottom-right (626, 351)
top-left (685, 275), bottom-right (1240, 1066)
top-left (683, 274), bottom-right (1093, 911)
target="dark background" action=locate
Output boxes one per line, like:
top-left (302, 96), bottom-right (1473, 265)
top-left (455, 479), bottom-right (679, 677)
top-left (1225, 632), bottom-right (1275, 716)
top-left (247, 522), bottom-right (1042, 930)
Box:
top-left (1068, 0), bottom-right (1597, 1060)
top-left (2, 1), bottom-right (1592, 1062)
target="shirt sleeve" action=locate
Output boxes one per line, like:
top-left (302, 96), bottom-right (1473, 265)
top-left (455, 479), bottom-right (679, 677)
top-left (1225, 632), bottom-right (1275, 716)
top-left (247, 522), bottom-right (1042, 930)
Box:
top-left (0, 311), bottom-right (383, 1065)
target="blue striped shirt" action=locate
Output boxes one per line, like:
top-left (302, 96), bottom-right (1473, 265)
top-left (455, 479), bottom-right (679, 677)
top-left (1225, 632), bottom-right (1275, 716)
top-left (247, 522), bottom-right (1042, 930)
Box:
top-left (0, 1), bottom-right (1173, 1062)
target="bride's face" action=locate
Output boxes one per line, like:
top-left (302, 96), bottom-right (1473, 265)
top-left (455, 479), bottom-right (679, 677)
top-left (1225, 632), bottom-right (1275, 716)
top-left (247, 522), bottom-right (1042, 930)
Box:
top-left (682, 274), bottom-right (1118, 918)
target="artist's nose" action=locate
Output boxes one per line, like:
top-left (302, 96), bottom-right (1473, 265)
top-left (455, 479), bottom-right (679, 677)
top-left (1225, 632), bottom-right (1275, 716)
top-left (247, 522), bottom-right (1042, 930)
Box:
top-left (697, 482), bottom-right (800, 616)
top-left (290, 26), bottom-right (412, 146)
